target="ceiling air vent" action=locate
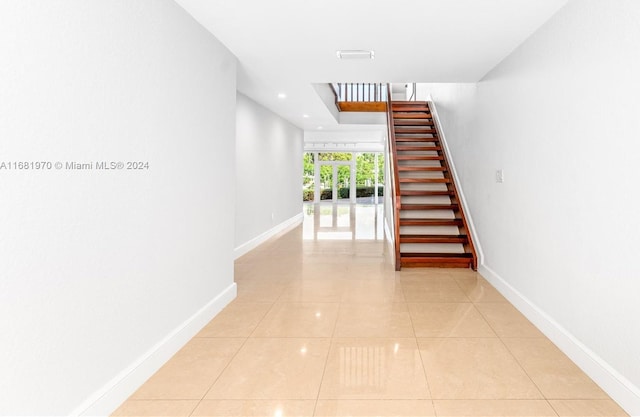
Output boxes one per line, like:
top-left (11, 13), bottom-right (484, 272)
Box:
top-left (336, 50), bottom-right (374, 60)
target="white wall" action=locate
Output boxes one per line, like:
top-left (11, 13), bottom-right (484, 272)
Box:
top-left (382, 129), bottom-right (397, 266)
top-left (414, 83), bottom-right (480, 263)
top-left (235, 93), bottom-right (303, 252)
top-left (0, 1), bottom-right (237, 415)
top-left (414, 84), bottom-right (477, 189)
top-left (417, 1), bottom-right (640, 414)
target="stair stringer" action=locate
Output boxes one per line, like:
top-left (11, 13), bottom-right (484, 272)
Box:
top-left (427, 100), bottom-right (484, 267)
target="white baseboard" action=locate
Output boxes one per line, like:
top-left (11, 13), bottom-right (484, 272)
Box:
top-left (383, 217), bottom-right (396, 269)
top-left (234, 213), bottom-right (303, 259)
top-left (479, 264), bottom-right (640, 417)
top-left (383, 216), bottom-right (393, 243)
top-left (72, 283), bottom-right (237, 417)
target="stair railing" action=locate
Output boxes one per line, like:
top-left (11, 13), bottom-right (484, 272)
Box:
top-left (408, 82), bottom-right (417, 101)
top-left (331, 83), bottom-right (387, 102)
top-left (385, 83), bottom-right (402, 269)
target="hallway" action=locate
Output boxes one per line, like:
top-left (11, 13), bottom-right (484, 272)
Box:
top-left (113, 204), bottom-right (627, 416)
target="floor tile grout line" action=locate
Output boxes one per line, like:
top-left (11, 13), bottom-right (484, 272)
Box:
top-left (466, 302), bottom-right (499, 338)
top-left (197, 334), bottom-right (252, 403)
top-left (311, 300), bottom-right (341, 417)
top-left (545, 399), bottom-right (562, 417)
top-left (198, 250), bottom-right (282, 404)
top-left (500, 337), bottom-right (618, 405)
top-left (186, 396), bottom-right (201, 417)
top-left (406, 301), bottom-right (499, 339)
top-left (245, 300), bottom-right (274, 339)
top-left (495, 335), bottom-right (547, 402)
top-left (405, 293), bottom-right (435, 404)
top-left (474, 302), bottom-right (548, 339)
top-left (450, 271), bottom-right (474, 303)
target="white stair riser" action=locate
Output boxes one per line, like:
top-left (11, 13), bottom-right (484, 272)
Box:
top-left (400, 243), bottom-right (465, 253)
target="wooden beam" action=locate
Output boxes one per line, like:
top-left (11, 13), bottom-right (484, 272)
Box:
top-left (338, 102), bottom-right (387, 112)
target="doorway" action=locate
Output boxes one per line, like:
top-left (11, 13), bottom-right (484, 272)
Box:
top-left (302, 151), bottom-right (383, 204)
top-left (319, 163), bottom-right (353, 202)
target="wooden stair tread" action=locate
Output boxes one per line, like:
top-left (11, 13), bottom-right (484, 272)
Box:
top-left (394, 137), bottom-right (439, 142)
top-left (391, 100), bottom-right (427, 106)
top-left (394, 119), bottom-right (434, 126)
top-left (394, 128), bottom-right (437, 133)
top-left (402, 234), bottom-right (467, 238)
top-left (400, 253), bottom-right (473, 268)
top-left (393, 110), bottom-right (430, 115)
top-left (393, 109), bottom-right (430, 113)
top-left (393, 114), bottom-right (432, 119)
top-left (392, 104), bottom-right (430, 109)
top-left (395, 125), bottom-right (436, 133)
top-left (401, 203), bottom-right (458, 210)
top-left (398, 166), bottom-right (446, 171)
top-left (391, 100), bottom-right (428, 107)
top-left (395, 137), bottom-right (439, 141)
top-left (393, 106), bottom-right (429, 109)
top-left (400, 218), bottom-right (463, 226)
top-left (398, 178), bottom-right (451, 183)
top-left (396, 145), bottom-right (441, 151)
top-left (401, 252), bottom-right (473, 258)
top-left (400, 234), bottom-right (468, 243)
top-left (399, 190), bottom-right (453, 196)
top-left (397, 155), bottom-right (443, 160)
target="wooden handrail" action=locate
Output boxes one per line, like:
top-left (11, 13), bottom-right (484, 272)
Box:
top-left (385, 84), bottom-right (402, 270)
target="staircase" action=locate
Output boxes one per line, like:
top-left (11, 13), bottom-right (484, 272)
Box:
top-left (387, 99), bottom-right (477, 270)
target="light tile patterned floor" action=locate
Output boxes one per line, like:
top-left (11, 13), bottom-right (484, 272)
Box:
top-left (113, 203), bottom-right (628, 417)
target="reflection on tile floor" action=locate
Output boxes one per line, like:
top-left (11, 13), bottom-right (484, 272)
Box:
top-left (113, 203), bottom-right (629, 417)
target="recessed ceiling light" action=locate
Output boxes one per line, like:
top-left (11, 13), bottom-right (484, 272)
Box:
top-left (317, 126), bottom-right (323, 130)
top-left (303, 114), bottom-right (309, 118)
top-left (277, 93), bottom-right (286, 99)
top-left (336, 50), bottom-right (375, 60)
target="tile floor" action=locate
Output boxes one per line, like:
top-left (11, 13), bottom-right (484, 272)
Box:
top-left (113, 204), bottom-right (629, 417)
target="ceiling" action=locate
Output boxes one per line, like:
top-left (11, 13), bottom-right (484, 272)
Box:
top-left (174, 0), bottom-right (567, 132)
